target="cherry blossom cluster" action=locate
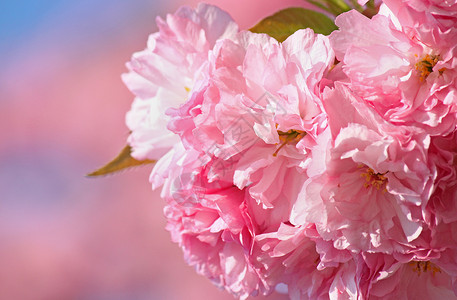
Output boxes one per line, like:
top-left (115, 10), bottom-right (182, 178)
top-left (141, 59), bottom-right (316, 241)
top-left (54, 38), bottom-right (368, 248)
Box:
top-left (122, 2), bottom-right (457, 299)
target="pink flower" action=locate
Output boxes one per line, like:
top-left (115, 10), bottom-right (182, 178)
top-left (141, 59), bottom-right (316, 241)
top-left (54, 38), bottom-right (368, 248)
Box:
top-left (122, 4), bottom-right (238, 160)
top-left (292, 84), bottom-right (435, 253)
top-left (359, 253), bottom-right (457, 299)
top-left (168, 28), bottom-right (334, 208)
top-left (427, 130), bottom-right (457, 224)
top-left (382, 0), bottom-right (457, 31)
top-left (163, 161), bottom-right (270, 299)
top-left (329, 9), bottom-right (457, 135)
top-left (158, 147), bottom-right (308, 298)
top-left (255, 223), bottom-right (361, 299)
top-left (256, 222), bottom-right (457, 299)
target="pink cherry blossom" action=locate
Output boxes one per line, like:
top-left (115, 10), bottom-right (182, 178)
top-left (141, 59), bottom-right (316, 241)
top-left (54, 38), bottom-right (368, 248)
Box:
top-left (427, 130), bottom-right (457, 225)
top-left (292, 84), bottom-right (435, 253)
top-left (163, 160), bottom-right (270, 299)
top-left (255, 223), bottom-right (363, 300)
top-left (157, 144), bottom-right (307, 299)
top-left (360, 253), bottom-right (457, 299)
top-left (329, 9), bottom-right (457, 135)
top-left (383, 0), bottom-right (457, 31)
top-left (167, 29), bottom-right (334, 210)
top-left (123, 4), bottom-right (238, 160)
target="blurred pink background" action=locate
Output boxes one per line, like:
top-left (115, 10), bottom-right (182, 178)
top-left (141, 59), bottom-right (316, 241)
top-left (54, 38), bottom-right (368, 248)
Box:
top-left (0, 1), bottom-right (305, 299)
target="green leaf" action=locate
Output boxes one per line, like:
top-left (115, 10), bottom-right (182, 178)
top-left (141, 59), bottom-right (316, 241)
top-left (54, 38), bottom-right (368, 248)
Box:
top-left (87, 145), bottom-right (156, 177)
top-left (306, 0), bottom-right (352, 16)
top-left (250, 7), bottom-right (338, 42)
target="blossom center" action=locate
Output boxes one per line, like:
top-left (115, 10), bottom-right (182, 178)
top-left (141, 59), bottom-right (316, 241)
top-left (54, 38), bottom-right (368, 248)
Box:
top-left (273, 129), bottom-right (306, 157)
top-left (415, 54), bottom-right (443, 81)
top-left (360, 167), bottom-right (388, 190)
top-left (408, 261), bottom-right (441, 276)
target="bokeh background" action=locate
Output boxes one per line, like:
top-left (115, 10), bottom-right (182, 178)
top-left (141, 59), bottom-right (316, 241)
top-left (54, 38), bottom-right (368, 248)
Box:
top-left (0, 1), bottom-right (307, 299)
